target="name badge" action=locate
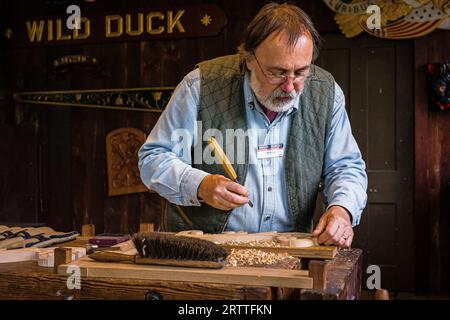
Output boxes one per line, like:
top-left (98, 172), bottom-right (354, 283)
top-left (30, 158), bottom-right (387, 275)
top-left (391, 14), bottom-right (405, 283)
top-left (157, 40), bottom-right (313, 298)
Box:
top-left (257, 144), bottom-right (284, 159)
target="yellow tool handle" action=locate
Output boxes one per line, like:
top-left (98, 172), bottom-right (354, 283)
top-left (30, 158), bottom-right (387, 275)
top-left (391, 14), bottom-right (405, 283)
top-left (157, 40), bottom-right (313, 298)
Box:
top-left (208, 137), bottom-right (253, 208)
top-left (208, 137), bottom-right (238, 180)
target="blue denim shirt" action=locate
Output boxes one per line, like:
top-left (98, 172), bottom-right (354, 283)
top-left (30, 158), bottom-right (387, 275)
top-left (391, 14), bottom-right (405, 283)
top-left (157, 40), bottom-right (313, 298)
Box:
top-left (138, 68), bottom-right (368, 232)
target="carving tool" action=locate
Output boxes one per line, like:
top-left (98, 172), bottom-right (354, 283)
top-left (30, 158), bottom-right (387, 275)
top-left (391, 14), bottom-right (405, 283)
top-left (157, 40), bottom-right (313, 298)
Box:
top-left (208, 137), bottom-right (254, 208)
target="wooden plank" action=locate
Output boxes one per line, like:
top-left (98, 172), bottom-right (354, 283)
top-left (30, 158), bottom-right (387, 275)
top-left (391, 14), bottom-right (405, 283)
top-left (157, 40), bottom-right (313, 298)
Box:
top-left (0, 261), bottom-right (273, 300)
top-left (0, 125), bottom-right (38, 223)
top-left (413, 36), bottom-right (430, 293)
top-left (71, 108), bottom-right (106, 234)
top-left (58, 257), bottom-right (313, 289)
top-left (178, 232), bottom-right (275, 243)
top-left (53, 248), bottom-right (72, 273)
top-left (301, 249), bottom-right (363, 300)
top-left (0, 248), bottom-right (39, 263)
top-left (309, 260), bottom-right (329, 291)
top-left (418, 31), bottom-right (450, 293)
top-left (221, 245), bottom-right (337, 259)
top-left (176, 232), bottom-right (337, 259)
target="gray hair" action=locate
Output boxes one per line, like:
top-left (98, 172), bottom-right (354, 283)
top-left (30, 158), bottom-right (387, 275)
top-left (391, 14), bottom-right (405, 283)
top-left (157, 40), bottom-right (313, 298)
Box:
top-left (238, 2), bottom-right (322, 61)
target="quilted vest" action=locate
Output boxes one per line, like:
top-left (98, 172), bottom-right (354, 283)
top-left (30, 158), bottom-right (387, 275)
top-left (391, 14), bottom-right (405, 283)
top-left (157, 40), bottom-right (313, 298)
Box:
top-left (164, 54), bottom-right (335, 233)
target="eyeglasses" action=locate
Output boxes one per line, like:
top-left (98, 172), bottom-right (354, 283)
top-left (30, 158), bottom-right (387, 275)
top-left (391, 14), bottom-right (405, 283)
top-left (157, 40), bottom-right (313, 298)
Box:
top-left (252, 52), bottom-right (310, 85)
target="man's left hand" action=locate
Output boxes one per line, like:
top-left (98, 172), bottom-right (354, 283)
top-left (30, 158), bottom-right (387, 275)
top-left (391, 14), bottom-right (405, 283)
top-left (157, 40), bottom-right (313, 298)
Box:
top-left (313, 206), bottom-right (353, 248)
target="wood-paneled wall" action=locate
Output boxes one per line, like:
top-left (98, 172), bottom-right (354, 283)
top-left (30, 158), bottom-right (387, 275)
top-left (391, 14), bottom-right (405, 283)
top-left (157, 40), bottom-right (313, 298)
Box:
top-left (414, 30), bottom-right (450, 294)
top-left (0, 1), bottom-right (12, 124)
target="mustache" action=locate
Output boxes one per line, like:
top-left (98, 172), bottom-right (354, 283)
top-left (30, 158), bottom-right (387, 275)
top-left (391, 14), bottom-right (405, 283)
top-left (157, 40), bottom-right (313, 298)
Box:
top-left (270, 89), bottom-right (299, 99)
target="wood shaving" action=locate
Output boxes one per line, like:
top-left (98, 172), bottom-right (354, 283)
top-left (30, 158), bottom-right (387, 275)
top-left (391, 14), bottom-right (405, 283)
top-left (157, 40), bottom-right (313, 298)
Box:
top-left (219, 236), bottom-right (317, 248)
top-left (220, 240), bottom-right (282, 247)
top-left (226, 248), bottom-right (300, 269)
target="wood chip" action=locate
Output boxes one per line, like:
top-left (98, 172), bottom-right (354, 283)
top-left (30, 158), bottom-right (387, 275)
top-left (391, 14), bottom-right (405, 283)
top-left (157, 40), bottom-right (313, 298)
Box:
top-left (226, 249), bottom-right (300, 269)
top-left (221, 240), bottom-right (282, 247)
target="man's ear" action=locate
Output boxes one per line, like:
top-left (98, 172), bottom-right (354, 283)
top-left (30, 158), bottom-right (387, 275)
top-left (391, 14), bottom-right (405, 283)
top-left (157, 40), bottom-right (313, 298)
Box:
top-left (244, 57), bottom-right (253, 72)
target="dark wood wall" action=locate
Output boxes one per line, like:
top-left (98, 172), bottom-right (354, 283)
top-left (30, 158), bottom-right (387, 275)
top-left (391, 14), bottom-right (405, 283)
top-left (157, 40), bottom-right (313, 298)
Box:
top-left (315, 34), bottom-right (415, 292)
top-left (414, 30), bottom-right (450, 294)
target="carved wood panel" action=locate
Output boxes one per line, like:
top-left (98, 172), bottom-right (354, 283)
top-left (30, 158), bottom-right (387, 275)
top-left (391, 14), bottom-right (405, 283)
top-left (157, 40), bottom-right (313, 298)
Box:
top-left (106, 127), bottom-right (147, 196)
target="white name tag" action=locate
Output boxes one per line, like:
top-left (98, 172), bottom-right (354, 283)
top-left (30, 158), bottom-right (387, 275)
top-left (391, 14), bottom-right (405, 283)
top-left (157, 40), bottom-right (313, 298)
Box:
top-left (257, 143), bottom-right (284, 159)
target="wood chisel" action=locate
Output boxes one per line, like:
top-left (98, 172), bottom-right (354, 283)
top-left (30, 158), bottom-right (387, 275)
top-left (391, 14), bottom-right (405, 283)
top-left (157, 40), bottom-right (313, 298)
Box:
top-left (208, 137), bottom-right (254, 208)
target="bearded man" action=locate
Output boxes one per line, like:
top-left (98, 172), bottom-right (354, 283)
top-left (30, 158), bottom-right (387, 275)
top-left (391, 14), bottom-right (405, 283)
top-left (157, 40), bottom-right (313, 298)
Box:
top-left (138, 2), bottom-right (367, 247)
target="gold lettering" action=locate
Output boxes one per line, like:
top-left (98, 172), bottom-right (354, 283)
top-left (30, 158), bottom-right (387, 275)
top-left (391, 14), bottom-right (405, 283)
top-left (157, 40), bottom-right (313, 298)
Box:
top-left (167, 10), bottom-right (185, 34)
top-left (106, 15), bottom-right (123, 37)
top-left (25, 20), bottom-right (45, 42)
top-left (126, 13), bottom-right (144, 36)
top-left (146, 12), bottom-right (164, 35)
top-left (74, 17), bottom-right (90, 40)
top-left (56, 19), bottom-right (71, 40)
top-left (47, 20), bottom-right (53, 41)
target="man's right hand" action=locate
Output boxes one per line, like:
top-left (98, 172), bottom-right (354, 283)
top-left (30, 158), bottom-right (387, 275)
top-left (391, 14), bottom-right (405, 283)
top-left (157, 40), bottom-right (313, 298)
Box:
top-left (197, 174), bottom-right (250, 211)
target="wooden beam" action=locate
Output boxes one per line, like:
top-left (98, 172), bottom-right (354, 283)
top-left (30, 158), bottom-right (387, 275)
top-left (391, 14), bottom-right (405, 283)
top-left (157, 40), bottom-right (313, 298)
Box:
top-left (58, 257), bottom-right (313, 289)
top-left (53, 248), bottom-right (72, 273)
top-left (309, 260), bottom-right (329, 291)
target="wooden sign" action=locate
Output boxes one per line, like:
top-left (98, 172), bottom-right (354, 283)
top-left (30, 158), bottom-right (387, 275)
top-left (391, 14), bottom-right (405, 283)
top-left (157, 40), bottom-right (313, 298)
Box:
top-left (50, 54), bottom-right (107, 79)
top-left (13, 87), bottom-right (175, 112)
top-left (6, 4), bottom-right (227, 47)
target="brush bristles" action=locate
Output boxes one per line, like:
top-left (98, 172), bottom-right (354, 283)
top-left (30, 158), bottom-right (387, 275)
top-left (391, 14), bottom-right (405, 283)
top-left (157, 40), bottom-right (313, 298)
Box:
top-left (132, 232), bottom-right (229, 262)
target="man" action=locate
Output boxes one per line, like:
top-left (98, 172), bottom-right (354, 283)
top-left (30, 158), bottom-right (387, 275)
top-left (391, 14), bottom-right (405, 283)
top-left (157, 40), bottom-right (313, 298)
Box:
top-left (138, 3), bottom-right (367, 247)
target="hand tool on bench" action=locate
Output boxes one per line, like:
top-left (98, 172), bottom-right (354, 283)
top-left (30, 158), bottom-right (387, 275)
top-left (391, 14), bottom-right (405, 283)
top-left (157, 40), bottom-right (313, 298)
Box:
top-left (88, 232), bottom-right (229, 269)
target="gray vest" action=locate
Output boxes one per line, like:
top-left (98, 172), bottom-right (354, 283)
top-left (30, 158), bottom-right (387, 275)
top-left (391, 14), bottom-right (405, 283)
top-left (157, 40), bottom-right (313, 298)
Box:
top-left (164, 54), bottom-right (335, 233)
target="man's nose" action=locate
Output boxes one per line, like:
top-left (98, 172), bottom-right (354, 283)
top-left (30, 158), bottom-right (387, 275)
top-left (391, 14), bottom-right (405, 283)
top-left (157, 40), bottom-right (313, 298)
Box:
top-left (281, 77), bottom-right (295, 93)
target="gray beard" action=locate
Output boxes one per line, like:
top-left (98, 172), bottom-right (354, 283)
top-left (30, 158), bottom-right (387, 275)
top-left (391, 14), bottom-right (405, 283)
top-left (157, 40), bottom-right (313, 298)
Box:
top-left (261, 89), bottom-right (301, 112)
top-left (250, 76), bottom-right (302, 113)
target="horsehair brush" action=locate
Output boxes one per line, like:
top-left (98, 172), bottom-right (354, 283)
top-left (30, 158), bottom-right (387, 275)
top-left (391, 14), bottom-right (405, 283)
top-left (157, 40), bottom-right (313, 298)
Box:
top-left (88, 232), bottom-right (229, 269)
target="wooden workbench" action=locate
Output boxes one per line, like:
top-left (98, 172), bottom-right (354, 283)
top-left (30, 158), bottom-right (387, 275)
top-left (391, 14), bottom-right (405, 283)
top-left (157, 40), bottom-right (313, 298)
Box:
top-left (0, 246), bottom-right (362, 300)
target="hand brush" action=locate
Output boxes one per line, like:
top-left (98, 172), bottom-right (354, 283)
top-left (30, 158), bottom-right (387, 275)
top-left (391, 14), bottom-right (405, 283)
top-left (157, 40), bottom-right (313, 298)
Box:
top-left (208, 137), bottom-right (254, 208)
top-left (88, 232), bottom-right (229, 269)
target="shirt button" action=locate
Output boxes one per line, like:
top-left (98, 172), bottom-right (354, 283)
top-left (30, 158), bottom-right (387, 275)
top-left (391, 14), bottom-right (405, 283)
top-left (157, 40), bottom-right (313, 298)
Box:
top-left (190, 200), bottom-right (196, 204)
top-left (264, 216), bottom-right (270, 221)
top-left (268, 187), bottom-right (272, 192)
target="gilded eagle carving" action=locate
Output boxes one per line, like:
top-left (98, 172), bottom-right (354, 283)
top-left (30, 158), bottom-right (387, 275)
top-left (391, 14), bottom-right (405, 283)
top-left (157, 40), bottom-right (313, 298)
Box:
top-left (323, 0), bottom-right (450, 39)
